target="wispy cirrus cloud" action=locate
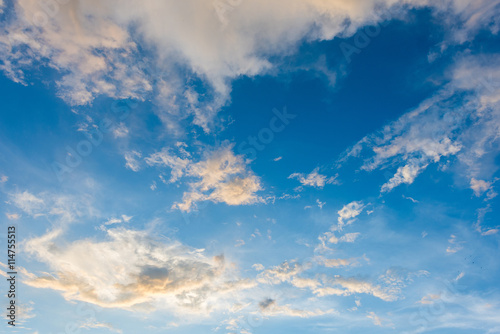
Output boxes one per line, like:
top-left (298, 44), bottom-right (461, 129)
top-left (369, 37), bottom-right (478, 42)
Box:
top-left (24, 227), bottom-right (254, 312)
top-left (340, 54), bottom-right (500, 198)
top-left (258, 298), bottom-right (335, 318)
top-left (289, 167), bottom-right (338, 190)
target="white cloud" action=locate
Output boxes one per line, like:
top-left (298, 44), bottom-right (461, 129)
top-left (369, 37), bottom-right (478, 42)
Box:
top-left (5, 213), bottom-right (20, 220)
top-left (113, 123), bottom-right (129, 138)
top-left (10, 191), bottom-right (45, 215)
top-left (339, 232), bottom-right (361, 243)
top-left (1, 0), bottom-right (498, 134)
top-left (446, 234), bottom-right (464, 253)
top-left (470, 178), bottom-right (492, 196)
top-left (337, 201), bottom-right (365, 230)
top-left (0, 175), bottom-right (8, 183)
top-left (417, 294), bottom-right (441, 305)
top-left (289, 168), bottom-right (338, 189)
top-left (318, 257), bottom-right (359, 268)
top-left (24, 227), bottom-right (253, 311)
top-left (173, 145), bottom-right (262, 211)
top-left (314, 276), bottom-right (396, 301)
top-left (258, 298), bottom-right (334, 318)
top-left (145, 148), bottom-right (190, 183)
top-left (316, 231), bottom-right (360, 253)
top-left (252, 264), bottom-right (265, 271)
top-left (481, 229), bottom-right (499, 236)
top-left (124, 151), bottom-right (142, 172)
top-left (367, 311), bottom-right (393, 327)
top-left (0, 1), bottom-right (497, 133)
top-left (257, 261), bottom-right (305, 285)
top-left (80, 320), bottom-right (122, 333)
top-left (14, 301), bottom-right (36, 326)
top-left (381, 160), bottom-right (429, 192)
top-left (341, 54), bottom-right (500, 194)
top-left (403, 195), bottom-right (419, 203)
top-left (101, 215), bottom-right (132, 229)
top-left (316, 199), bottom-right (325, 209)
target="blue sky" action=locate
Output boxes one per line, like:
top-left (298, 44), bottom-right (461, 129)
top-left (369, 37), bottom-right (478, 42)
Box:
top-left (1, 1), bottom-right (500, 333)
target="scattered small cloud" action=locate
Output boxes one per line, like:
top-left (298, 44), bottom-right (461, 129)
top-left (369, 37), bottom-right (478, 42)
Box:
top-left (318, 256), bottom-right (359, 268)
top-left (446, 234), bottom-right (464, 254)
top-left (417, 294), bottom-right (441, 305)
top-left (113, 123), bottom-right (129, 138)
top-left (481, 229), bottom-right (499, 236)
top-left (381, 161), bottom-right (430, 193)
top-left (289, 168), bottom-right (338, 189)
top-left (259, 298), bottom-right (334, 318)
top-left (337, 201), bottom-right (365, 231)
top-left (316, 199), bottom-right (325, 209)
top-left (10, 191), bottom-right (44, 215)
top-left (252, 264), bottom-right (265, 271)
top-left (5, 213), bottom-right (20, 220)
top-left (80, 319), bottom-right (123, 333)
top-left (403, 195), bottom-right (419, 203)
top-left (145, 148), bottom-right (190, 183)
top-left (124, 151), bottom-right (142, 172)
top-left (367, 311), bottom-right (393, 327)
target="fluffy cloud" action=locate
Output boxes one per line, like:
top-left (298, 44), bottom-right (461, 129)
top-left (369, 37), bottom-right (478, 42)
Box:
top-left (24, 227), bottom-right (253, 312)
top-left (289, 167), bottom-right (338, 189)
top-left (173, 145), bottom-right (262, 211)
top-left (2, 0), bottom-right (497, 132)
